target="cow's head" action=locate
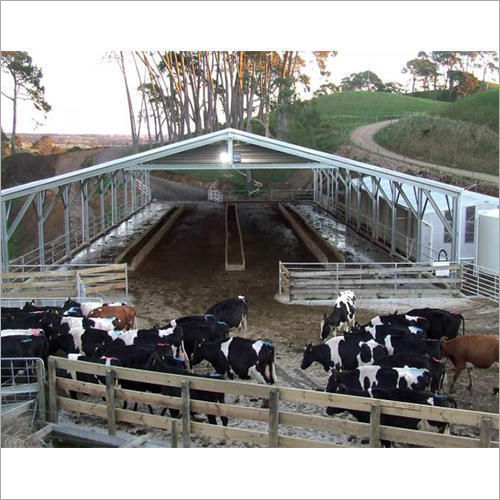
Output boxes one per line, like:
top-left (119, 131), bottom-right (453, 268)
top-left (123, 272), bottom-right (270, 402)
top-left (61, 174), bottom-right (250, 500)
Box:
top-left (320, 314), bottom-right (331, 340)
top-left (301, 343), bottom-right (314, 370)
top-left (427, 339), bottom-right (443, 359)
top-left (325, 370), bottom-right (348, 415)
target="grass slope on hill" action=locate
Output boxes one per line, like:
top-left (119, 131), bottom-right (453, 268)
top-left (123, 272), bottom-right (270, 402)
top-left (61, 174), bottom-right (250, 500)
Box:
top-left (374, 115), bottom-right (499, 175)
top-left (280, 91), bottom-right (449, 153)
top-left (438, 89), bottom-right (499, 132)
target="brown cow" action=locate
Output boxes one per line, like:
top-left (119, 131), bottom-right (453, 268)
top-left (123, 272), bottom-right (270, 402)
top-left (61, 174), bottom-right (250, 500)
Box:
top-left (87, 305), bottom-right (136, 330)
top-left (440, 335), bottom-right (499, 393)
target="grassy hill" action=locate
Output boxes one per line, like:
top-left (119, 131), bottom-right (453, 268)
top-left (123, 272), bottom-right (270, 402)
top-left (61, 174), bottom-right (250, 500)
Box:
top-left (438, 89), bottom-right (499, 132)
top-left (374, 114), bottom-right (498, 176)
top-left (278, 91), bottom-right (449, 153)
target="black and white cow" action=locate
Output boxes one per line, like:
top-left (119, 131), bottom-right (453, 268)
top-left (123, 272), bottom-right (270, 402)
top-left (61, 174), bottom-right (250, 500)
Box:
top-left (320, 290), bottom-right (356, 340)
top-left (326, 365), bottom-right (432, 392)
top-left (192, 336), bottom-right (276, 385)
top-left (376, 353), bottom-right (446, 394)
top-left (381, 334), bottom-right (442, 358)
top-left (358, 323), bottom-right (426, 343)
top-left (205, 296), bottom-right (249, 336)
top-left (404, 308), bottom-right (465, 340)
top-left (325, 384), bottom-right (457, 447)
top-left (301, 336), bottom-right (388, 372)
top-left (364, 312), bottom-right (430, 335)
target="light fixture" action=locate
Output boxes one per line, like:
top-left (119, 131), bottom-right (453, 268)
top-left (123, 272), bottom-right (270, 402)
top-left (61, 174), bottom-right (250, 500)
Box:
top-left (219, 151), bottom-right (230, 163)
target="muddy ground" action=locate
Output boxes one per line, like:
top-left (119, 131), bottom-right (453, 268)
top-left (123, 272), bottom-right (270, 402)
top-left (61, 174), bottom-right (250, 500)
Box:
top-left (106, 202), bottom-right (498, 447)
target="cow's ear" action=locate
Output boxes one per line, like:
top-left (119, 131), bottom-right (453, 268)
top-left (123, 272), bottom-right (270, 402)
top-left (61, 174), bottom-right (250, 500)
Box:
top-left (323, 313), bottom-right (328, 320)
top-left (337, 383), bottom-right (348, 394)
top-left (306, 343), bottom-right (312, 351)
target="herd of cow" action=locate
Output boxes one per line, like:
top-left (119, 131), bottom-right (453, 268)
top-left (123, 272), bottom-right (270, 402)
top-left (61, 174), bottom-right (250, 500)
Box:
top-left (1, 291), bottom-right (498, 447)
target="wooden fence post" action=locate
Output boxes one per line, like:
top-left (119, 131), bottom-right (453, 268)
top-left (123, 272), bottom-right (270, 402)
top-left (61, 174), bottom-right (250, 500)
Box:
top-left (182, 381), bottom-right (191, 448)
top-left (36, 359), bottom-right (47, 423)
top-left (480, 417), bottom-right (492, 448)
top-left (47, 357), bottom-right (58, 424)
top-left (268, 388), bottom-right (280, 448)
top-left (369, 403), bottom-right (381, 448)
top-left (171, 420), bottom-right (178, 448)
top-left (105, 369), bottom-right (116, 436)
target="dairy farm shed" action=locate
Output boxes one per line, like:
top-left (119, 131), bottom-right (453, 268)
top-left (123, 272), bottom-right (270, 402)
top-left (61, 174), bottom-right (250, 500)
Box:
top-left (1, 129), bottom-right (499, 449)
top-left (2, 128), bottom-right (497, 301)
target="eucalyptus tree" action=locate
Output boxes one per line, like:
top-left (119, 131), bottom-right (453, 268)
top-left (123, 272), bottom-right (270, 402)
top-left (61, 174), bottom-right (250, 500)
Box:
top-left (1, 51), bottom-right (51, 155)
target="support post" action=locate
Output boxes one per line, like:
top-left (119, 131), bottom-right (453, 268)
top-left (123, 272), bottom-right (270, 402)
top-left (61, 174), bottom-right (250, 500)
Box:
top-left (479, 417), bottom-right (492, 448)
top-left (37, 359), bottom-right (47, 423)
top-left (416, 188), bottom-right (423, 262)
top-left (123, 171), bottom-right (129, 215)
top-left (36, 192), bottom-right (45, 269)
top-left (268, 388), bottom-right (280, 448)
top-left (372, 178), bottom-right (379, 242)
top-left (182, 381), bottom-right (191, 448)
top-left (62, 185), bottom-right (71, 257)
top-left (390, 182), bottom-right (397, 255)
top-left (171, 420), bottom-right (178, 448)
top-left (450, 194), bottom-right (461, 264)
top-left (99, 177), bottom-right (106, 231)
top-left (106, 369), bottom-right (117, 436)
top-left (1, 201), bottom-right (10, 272)
top-left (131, 171), bottom-right (137, 212)
top-left (48, 357), bottom-right (58, 424)
top-left (81, 181), bottom-right (89, 244)
top-left (111, 176), bottom-right (117, 225)
top-left (369, 402), bottom-right (381, 448)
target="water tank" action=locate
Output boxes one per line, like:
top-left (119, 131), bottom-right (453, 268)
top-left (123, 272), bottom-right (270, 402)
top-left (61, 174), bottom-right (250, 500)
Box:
top-left (476, 209), bottom-right (499, 273)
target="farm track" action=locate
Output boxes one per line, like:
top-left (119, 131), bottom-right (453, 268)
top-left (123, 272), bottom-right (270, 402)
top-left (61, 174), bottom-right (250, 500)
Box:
top-left (351, 120), bottom-right (499, 183)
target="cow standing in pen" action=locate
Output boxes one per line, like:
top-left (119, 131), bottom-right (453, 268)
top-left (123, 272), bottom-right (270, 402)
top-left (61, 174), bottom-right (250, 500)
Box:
top-left (321, 290), bottom-right (356, 340)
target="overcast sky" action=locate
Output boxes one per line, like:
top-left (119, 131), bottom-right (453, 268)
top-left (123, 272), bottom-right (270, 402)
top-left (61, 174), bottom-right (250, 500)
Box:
top-left (1, 1), bottom-right (499, 136)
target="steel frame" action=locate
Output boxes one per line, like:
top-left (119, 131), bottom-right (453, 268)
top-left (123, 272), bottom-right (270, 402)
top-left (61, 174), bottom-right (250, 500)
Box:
top-left (1, 128), bottom-right (462, 271)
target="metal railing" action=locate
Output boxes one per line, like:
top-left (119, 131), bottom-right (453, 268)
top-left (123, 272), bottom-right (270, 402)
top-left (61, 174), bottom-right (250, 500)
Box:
top-left (279, 260), bottom-right (462, 300)
top-left (1, 357), bottom-right (46, 426)
top-left (461, 262), bottom-right (499, 302)
top-left (218, 188), bottom-right (313, 202)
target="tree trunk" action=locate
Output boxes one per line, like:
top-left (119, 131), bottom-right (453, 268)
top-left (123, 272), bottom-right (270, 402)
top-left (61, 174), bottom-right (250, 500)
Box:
top-left (119, 52), bottom-right (138, 154)
top-left (11, 80), bottom-right (17, 155)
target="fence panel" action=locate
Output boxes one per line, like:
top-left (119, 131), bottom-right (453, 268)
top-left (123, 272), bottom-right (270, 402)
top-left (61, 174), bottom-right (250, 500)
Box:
top-left (47, 357), bottom-right (498, 448)
top-left (280, 261), bottom-right (461, 300)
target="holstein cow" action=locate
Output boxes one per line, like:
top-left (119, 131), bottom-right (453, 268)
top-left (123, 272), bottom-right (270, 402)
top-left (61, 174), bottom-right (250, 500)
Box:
top-left (327, 366), bottom-right (432, 393)
top-left (301, 336), bottom-right (388, 373)
top-left (381, 334), bottom-right (442, 359)
top-left (440, 335), bottom-right (499, 393)
top-left (146, 351), bottom-right (228, 425)
top-left (321, 290), bottom-right (356, 340)
top-left (205, 296), bottom-right (249, 336)
top-left (192, 337), bottom-right (277, 385)
top-left (325, 383), bottom-right (456, 447)
top-left (364, 313), bottom-right (430, 336)
top-left (87, 305), bottom-right (136, 330)
top-left (377, 353), bottom-right (446, 394)
top-left (405, 308), bottom-right (465, 340)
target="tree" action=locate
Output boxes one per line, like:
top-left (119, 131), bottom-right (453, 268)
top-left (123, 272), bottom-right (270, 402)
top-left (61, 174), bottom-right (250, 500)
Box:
top-left (447, 70), bottom-right (481, 97)
top-left (32, 135), bottom-right (56, 155)
top-left (402, 57), bottom-right (439, 92)
top-left (381, 81), bottom-right (405, 94)
top-left (1, 127), bottom-right (10, 158)
top-left (340, 70), bottom-right (384, 91)
top-left (1, 51), bottom-right (51, 155)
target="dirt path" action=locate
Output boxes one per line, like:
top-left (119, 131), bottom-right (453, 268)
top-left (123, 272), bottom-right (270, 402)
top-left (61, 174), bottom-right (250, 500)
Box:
top-left (351, 120), bottom-right (499, 183)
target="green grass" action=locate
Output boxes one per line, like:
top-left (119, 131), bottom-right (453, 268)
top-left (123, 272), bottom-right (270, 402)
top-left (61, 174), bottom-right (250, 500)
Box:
top-left (281, 91), bottom-right (450, 153)
top-left (374, 115), bottom-right (499, 175)
top-left (438, 89), bottom-right (499, 132)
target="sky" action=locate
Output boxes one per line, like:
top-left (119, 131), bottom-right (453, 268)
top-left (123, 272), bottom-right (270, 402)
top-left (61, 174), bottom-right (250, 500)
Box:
top-left (1, 1), bottom-right (498, 137)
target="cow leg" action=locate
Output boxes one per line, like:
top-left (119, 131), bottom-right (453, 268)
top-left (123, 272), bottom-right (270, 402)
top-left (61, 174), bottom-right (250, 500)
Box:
top-left (206, 414), bottom-right (217, 425)
top-left (221, 416), bottom-right (228, 426)
top-left (467, 368), bottom-right (473, 390)
top-left (449, 364), bottom-right (464, 393)
top-left (148, 404), bottom-right (155, 415)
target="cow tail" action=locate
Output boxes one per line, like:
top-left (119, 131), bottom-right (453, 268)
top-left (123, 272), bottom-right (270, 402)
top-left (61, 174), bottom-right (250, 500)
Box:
top-left (461, 315), bottom-right (465, 336)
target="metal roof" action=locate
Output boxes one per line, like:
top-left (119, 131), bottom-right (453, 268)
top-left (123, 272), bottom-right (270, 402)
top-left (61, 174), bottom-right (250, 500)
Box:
top-left (1, 127), bottom-right (465, 201)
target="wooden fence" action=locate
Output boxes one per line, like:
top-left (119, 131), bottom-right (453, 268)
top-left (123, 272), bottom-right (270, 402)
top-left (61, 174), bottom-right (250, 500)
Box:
top-left (279, 261), bottom-right (462, 301)
top-left (47, 356), bottom-right (498, 448)
top-left (1, 263), bottom-right (128, 300)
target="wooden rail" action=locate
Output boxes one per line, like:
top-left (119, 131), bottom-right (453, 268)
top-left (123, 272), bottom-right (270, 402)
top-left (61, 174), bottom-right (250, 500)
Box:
top-left (279, 261), bottom-right (462, 300)
top-left (47, 356), bottom-right (498, 448)
top-left (1, 264), bottom-right (128, 300)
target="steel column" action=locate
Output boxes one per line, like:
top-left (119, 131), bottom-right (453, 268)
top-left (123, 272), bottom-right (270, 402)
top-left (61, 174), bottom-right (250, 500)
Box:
top-left (131, 171), bottom-right (137, 212)
top-left (345, 171), bottom-right (352, 225)
top-left (62, 185), bottom-right (71, 257)
top-left (35, 192), bottom-right (45, 268)
top-left (416, 188), bottom-right (424, 262)
top-left (390, 182), bottom-right (397, 254)
top-left (111, 175), bottom-right (117, 225)
top-left (99, 177), bottom-right (105, 232)
top-left (1, 202), bottom-right (10, 272)
top-left (81, 181), bottom-right (89, 244)
top-left (371, 178), bottom-right (379, 242)
top-left (451, 194), bottom-right (462, 262)
top-left (123, 171), bottom-right (129, 215)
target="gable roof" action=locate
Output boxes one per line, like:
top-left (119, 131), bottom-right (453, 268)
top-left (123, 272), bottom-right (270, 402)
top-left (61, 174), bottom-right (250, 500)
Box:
top-left (1, 127), bottom-right (465, 201)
